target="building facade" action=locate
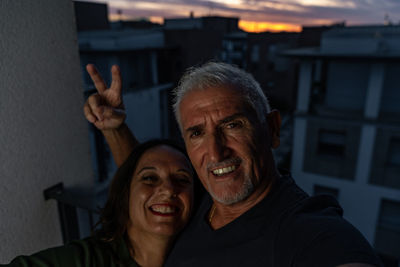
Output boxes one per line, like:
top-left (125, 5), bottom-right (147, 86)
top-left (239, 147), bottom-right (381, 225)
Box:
top-left (288, 25), bottom-right (400, 265)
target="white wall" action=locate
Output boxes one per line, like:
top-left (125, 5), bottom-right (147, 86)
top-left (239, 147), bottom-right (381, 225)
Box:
top-left (0, 0), bottom-right (93, 263)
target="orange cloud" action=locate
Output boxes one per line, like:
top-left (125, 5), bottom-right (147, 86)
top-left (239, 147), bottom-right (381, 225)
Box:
top-left (149, 16), bottom-right (164, 24)
top-left (239, 20), bottom-right (301, 33)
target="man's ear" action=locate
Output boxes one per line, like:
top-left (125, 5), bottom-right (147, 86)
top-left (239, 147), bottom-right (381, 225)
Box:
top-left (266, 110), bottom-right (281, 149)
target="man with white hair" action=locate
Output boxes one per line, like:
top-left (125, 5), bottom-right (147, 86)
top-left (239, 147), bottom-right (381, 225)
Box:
top-left (84, 62), bottom-right (381, 267)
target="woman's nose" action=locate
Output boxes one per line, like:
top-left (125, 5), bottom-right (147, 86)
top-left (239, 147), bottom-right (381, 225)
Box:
top-left (158, 179), bottom-right (177, 197)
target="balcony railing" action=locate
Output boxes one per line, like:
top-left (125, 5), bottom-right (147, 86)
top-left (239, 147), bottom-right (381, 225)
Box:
top-left (43, 183), bottom-right (107, 244)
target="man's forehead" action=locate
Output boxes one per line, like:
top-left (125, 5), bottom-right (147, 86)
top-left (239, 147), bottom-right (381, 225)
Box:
top-left (180, 86), bottom-right (245, 107)
top-left (186, 84), bottom-right (242, 98)
top-left (180, 98), bottom-right (244, 123)
top-left (184, 111), bottom-right (248, 129)
top-left (178, 86), bottom-right (257, 128)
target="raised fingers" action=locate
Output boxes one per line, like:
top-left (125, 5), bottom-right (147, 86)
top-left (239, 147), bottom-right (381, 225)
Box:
top-left (86, 64), bottom-right (107, 94)
top-left (110, 65), bottom-right (122, 96)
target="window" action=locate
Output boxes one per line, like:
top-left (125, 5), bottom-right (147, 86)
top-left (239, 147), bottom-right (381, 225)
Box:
top-left (324, 61), bottom-right (369, 113)
top-left (303, 121), bottom-right (360, 180)
top-left (380, 63), bottom-right (400, 119)
top-left (387, 137), bottom-right (400, 166)
top-left (369, 130), bottom-right (400, 189)
top-left (317, 129), bottom-right (346, 157)
top-left (251, 45), bottom-right (259, 63)
top-left (374, 199), bottom-right (400, 259)
top-left (233, 41), bottom-right (244, 52)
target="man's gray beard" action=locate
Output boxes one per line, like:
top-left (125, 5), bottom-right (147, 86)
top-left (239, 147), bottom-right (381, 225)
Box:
top-left (209, 176), bottom-right (255, 205)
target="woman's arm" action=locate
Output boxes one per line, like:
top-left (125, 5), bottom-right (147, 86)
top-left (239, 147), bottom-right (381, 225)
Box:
top-left (83, 64), bottom-right (138, 167)
top-left (102, 124), bottom-right (138, 167)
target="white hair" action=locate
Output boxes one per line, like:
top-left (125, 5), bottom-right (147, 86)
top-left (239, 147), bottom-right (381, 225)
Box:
top-left (172, 62), bottom-right (271, 131)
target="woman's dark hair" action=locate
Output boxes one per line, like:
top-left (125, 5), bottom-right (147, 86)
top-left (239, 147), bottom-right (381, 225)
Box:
top-left (94, 139), bottom-right (197, 241)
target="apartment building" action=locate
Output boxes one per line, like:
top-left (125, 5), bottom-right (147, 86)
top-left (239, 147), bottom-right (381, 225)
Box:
top-left (287, 25), bottom-right (400, 265)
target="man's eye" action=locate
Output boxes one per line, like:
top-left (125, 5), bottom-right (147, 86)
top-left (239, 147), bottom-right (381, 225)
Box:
top-left (226, 121), bottom-right (242, 129)
top-left (190, 130), bottom-right (201, 138)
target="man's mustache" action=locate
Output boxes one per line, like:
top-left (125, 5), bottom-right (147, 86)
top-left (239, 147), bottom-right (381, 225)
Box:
top-left (206, 157), bottom-right (242, 171)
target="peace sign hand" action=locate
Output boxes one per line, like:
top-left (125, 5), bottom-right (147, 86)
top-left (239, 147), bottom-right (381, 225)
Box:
top-left (83, 64), bottom-right (126, 130)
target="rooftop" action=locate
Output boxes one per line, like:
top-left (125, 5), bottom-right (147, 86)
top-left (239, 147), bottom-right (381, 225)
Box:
top-left (284, 25), bottom-right (400, 59)
top-left (78, 28), bottom-right (164, 51)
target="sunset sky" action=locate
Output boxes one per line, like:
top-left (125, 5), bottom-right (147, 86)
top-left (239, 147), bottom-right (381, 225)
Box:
top-left (83, 0), bottom-right (400, 32)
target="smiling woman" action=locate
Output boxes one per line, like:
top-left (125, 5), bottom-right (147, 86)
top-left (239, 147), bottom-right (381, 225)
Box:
top-left (126, 144), bottom-right (193, 238)
top-left (2, 140), bottom-right (195, 267)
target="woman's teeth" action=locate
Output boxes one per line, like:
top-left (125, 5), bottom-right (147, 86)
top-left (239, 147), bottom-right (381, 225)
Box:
top-left (151, 205), bottom-right (176, 214)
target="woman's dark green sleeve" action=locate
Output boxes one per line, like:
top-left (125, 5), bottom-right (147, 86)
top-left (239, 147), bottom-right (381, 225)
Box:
top-left (1, 238), bottom-right (138, 267)
top-left (1, 239), bottom-right (93, 267)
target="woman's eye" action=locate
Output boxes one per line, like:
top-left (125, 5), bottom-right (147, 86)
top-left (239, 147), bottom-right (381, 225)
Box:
top-left (180, 178), bottom-right (192, 184)
top-left (142, 176), bottom-right (157, 183)
top-left (174, 177), bottom-right (192, 186)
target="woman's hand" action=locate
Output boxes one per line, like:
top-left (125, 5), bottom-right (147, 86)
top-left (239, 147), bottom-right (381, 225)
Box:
top-left (83, 64), bottom-right (126, 130)
top-left (83, 64), bottom-right (138, 166)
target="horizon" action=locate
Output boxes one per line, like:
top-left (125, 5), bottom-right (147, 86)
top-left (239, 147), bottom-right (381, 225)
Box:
top-left (80, 0), bottom-right (400, 33)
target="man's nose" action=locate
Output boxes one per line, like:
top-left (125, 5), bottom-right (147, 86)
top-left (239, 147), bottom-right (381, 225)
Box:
top-left (206, 132), bottom-right (229, 162)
